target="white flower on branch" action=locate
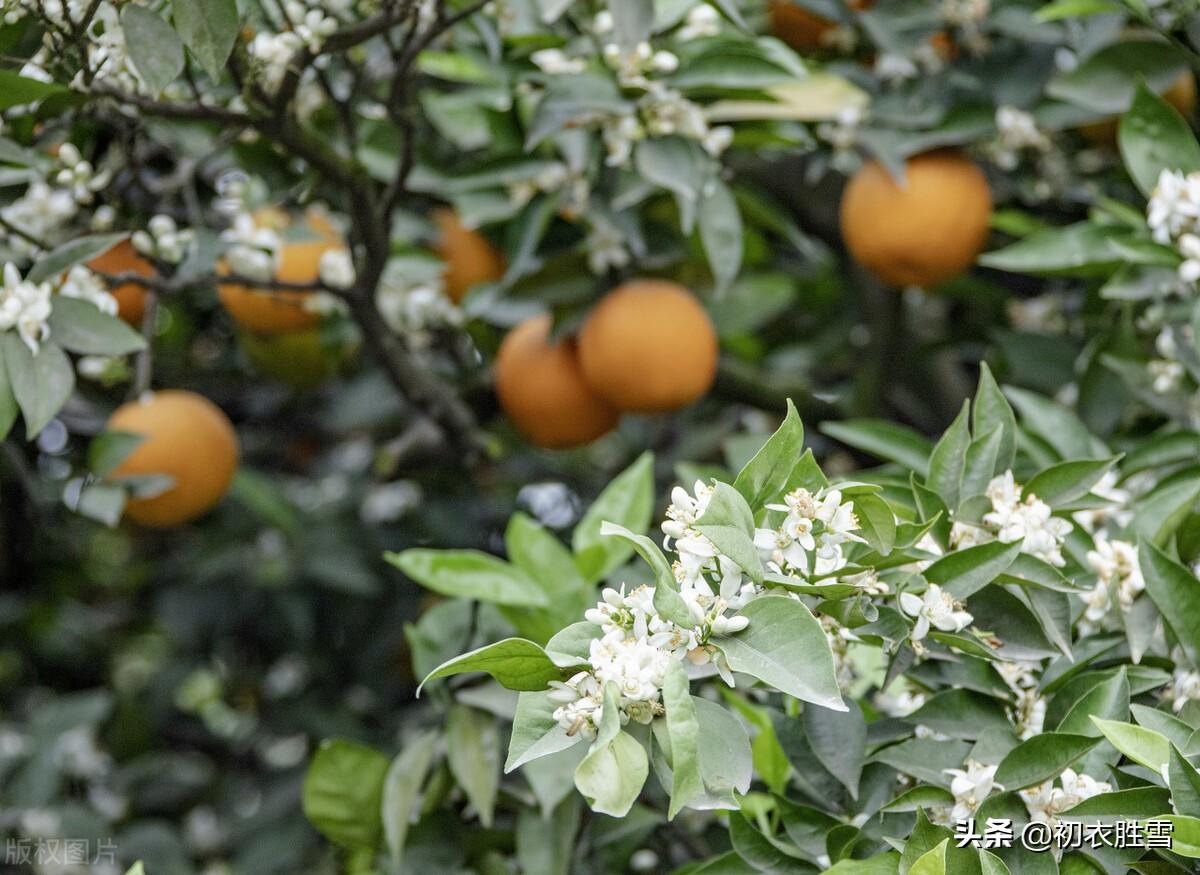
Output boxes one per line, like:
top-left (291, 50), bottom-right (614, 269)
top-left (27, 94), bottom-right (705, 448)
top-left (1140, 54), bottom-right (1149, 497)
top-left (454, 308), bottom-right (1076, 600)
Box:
top-left (0, 263), bottom-right (53, 354)
top-left (950, 470), bottom-right (1072, 567)
top-left (58, 265), bottom-right (117, 316)
top-left (899, 583), bottom-right (973, 642)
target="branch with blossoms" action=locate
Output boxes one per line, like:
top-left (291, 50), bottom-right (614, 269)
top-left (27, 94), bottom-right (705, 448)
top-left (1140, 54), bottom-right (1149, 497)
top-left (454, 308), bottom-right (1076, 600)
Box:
top-left (6, 0), bottom-right (503, 455)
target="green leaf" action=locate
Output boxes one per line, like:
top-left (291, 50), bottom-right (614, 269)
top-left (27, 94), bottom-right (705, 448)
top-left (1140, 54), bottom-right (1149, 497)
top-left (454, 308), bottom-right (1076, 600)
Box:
top-left (1169, 744), bottom-right (1200, 818)
top-left (1119, 81), bottom-right (1200, 197)
top-left (695, 696), bottom-right (753, 803)
top-left (1005, 386), bottom-right (1106, 460)
top-left (573, 451), bottom-right (654, 581)
top-left (729, 814), bottom-right (812, 874)
top-left (716, 595), bottom-right (845, 711)
top-left (574, 684), bottom-right (649, 816)
top-left (1046, 41), bottom-right (1189, 114)
top-left (802, 699), bottom-right (866, 799)
top-left (0, 69), bottom-right (65, 110)
top-left (694, 481), bottom-right (765, 584)
top-left (927, 400), bottom-right (971, 510)
top-left (979, 223), bottom-right (1123, 276)
top-left (446, 704), bottom-right (500, 827)
top-left (1023, 457), bottom-right (1120, 507)
top-left (732, 398), bottom-right (805, 512)
top-left (27, 233), bottom-right (130, 284)
top-left (600, 522), bottom-right (693, 628)
top-left (1035, 0), bottom-right (1122, 20)
top-left (820, 419), bottom-right (932, 476)
top-left (0, 350), bottom-right (19, 441)
top-left (609, 0), bottom-right (654, 50)
top-left (854, 492), bottom-right (897, 556)
top-left (1054, 667), bottom-right (1130, 736)
top-left (386, 549), bottom-right (550, 607)
top-left (634, 137), bottom-right (708, 232)
top-left (418, 638), bottom-right (575, 694)
top-left (121, 5), bottom-right (185, 95)
top-left (125, 865), bottom-right (146, 875)
top-left (71, 481), bottom-right (127, 527)
top-left (961, 426), bottom-right (1004, 501)
top-left (172, 0), bottom-right (239, 81)
top-left (506, 690), bottom-right (581, 773)
top-left (1090, 716), bottom-right (1170, 771)
top-left (825, 852), bottom-right (902, 875)
top-left (303, 739), bottom-right (389, 851)
top-left (1, 336), bottom-right (74, 438)
top-left (699, 178), bottom-right (743, 295)
top-left (924, 539), bottom-right (1022, 601)
top-left (994, 733), bottom-right (1103, 790)
top-left (663, 659), bottom-right (703, 818)
top-left (910, 840), bottom-right (948, 875)
top-left (1159, 815), bottom-right (1200, 857)
top-left (1132, 475), bottom-right (1200, 546)
top-left (382, 731), bottom-right (437, 867)
top-left (47, 296), bottom-right (147, 355)
top-left (974, 363), bottom-right (1017, 471)
top-left (1140, 538), bottom-right (1200, 667)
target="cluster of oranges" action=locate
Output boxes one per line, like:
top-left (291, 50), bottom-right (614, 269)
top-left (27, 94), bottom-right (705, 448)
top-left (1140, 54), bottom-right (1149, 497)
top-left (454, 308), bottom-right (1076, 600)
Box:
top-left (88, 208), bottom-right (506, 527)
top-left (495, 280), bottom-right (719, 449)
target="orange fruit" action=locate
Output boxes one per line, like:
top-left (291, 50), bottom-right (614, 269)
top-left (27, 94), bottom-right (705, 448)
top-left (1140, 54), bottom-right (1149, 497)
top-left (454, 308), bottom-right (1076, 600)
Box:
top-left (1081, 71), bottom-right (1197, 145)
top-left (218, 238), bottom-right (337, 334)
top-left (840, 150), bottom-right (992, 288)
top-left (433, 208), bottom-right (506, 304)
top-left (577, 280), bottom-right (718, 414)
top-left (88, 240), bottom-right (155, 326)
top-left (495, 314), bottom-right (619, 448)
top-left (770, 0), bottom-right (872, 53)
top-left (107, 390), bottom-right (239, 527)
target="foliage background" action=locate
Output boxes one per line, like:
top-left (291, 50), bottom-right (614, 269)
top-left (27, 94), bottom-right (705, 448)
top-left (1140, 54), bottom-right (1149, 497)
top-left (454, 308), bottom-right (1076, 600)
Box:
top-left (6, 0), bottom-right (1200, 874)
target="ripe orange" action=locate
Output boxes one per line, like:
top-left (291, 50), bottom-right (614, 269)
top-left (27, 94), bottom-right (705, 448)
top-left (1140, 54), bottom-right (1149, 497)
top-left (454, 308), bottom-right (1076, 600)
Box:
top-left (770, 0), bottom-right (872, 53)
top-left (433, 208), bottom-right (506, 304)
top-left (495, 315), bottom-right (619, 448)
top-left (88, 240), bottom-right (155, 326)
top-left (1081, 72), bottom-right (1197, 145)
top-left (840, 150), bottom-right (992, 288)
top-left (577, 280), bottom-right (718, 414)
top-left (107, 390), bottom-right (240, 527)
top-left (217, 238), bottom-right (337, 334)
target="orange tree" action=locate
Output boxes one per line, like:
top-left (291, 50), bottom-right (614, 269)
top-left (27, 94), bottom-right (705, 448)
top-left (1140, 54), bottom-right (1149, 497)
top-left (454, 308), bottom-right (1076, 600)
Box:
top-left (3, 0), bottom-right (1200, 874)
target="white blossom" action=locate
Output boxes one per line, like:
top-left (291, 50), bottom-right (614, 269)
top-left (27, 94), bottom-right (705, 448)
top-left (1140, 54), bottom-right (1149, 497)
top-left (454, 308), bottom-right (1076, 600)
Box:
top-left (951, 471), bottom-right (1072, 567)
top-left (899, 583), bottom-right (973, 642)
top-left (0, 262), bottom-right (53, 353)
top-left (319, 248), bottom-right (356, 289)
top-left (222, 212), bottom-right (282, 281)
top-left (945, 759), bottom-right (1001, 821)
top-left (1021, 769), bottom-right (1110, 825)
top-left (57, 264), bottom-right (117, 316)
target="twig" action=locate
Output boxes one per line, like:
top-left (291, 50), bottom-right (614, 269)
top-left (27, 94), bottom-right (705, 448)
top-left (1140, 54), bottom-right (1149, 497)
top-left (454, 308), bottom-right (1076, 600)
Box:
top-left (130, 290), bottom-right (158, 399)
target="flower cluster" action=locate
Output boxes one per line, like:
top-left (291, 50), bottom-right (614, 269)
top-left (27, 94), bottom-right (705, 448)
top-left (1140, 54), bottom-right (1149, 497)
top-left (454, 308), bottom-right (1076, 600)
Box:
top-left (1080, 537), bottom-right (1144, 633)
top-left (998, 660), bottom-right (1046, 740)
top-left (548, 582), bottom-right (747, 739)
top-left (221, 213), bottom-right (283, 282)
top-left (1147, 168), bottom-right (1200, 287)
top-left (0, 263), bottom-right (53, 354)
top-left (987, 106), bottom-right (1051, 171)
top-left (132, 215), bottom-right (194, 265)
top-left (1020, 769), bottom-right (1111, 826)
top-left (950, 470), bottom-right (1072, 567)
top-left (752, 485), bottom-right (866, 579)
top-left (59, 265), bottom-right (118, 317)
